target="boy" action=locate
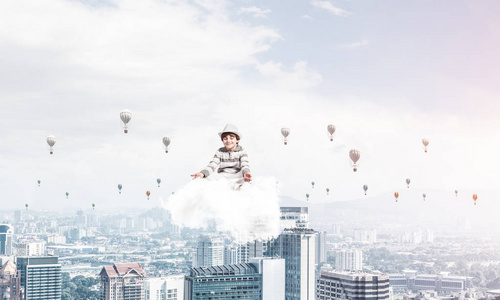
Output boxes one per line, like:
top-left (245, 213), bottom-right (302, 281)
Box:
top-left (191, 124), bottom-right (252, 185)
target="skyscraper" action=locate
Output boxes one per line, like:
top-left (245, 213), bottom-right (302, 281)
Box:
top-left (99, 262), bottom-right (146, 300)
top-left (280, 207), bottom-right (309, 229)
top-left (0, 224), bottom-right (13, 255)
top-left (317, 270), bottom-right (390, 300)
top-left (334, 249), bottom-right (363, 271)
top-left (194, 235), bottom-right (224, 267)
top-left (266, 227), bottom-right (316, 300)
top-left (16, 256), bottom-right (62, 299)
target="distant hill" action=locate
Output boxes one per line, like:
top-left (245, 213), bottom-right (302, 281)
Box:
top-left (279, 189), bottom-right (500, 235)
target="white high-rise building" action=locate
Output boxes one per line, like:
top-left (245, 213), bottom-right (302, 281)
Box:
top-left (194, 235), bottom-right (224, 267)
top-left (316, 231), bottom-right (327, 265)
top-left (280, 207), bottom-right (309, 229)
top-left (353, 229), bottom-right (377, 243)
top-left (267, 228), bottom-right (316, 300)
top-left (16, 240), bottom-right (46, 256)
top-left (249, 257), bottom-right (286, 300)
top-left (334, 249), bottom-right (363, 271)
top-left (144, 275), bottom-right (184, 300)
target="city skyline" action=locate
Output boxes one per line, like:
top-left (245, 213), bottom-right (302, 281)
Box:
top-left (2, 0), bottom-right (500, 211)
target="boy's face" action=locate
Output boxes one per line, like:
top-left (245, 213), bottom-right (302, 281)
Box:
top-left (222, 133), bottom-right (238, 151)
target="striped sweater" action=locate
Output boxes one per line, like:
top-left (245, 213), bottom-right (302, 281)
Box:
top-left (200, 145), bottom-right (250, 178)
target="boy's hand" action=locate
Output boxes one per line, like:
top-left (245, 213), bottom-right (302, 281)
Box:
top-left (244, 172), bottom-right (252, 182)
top-left (191, 173), bottom-right (204, 179)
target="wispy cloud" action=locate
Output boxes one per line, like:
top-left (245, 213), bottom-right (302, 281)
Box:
top-left (311, 1), bottom-right (350, 16)
top-left (238, 6), bottom-right (271, 18)
top-left (301, 14), bottom-right (314, 21)
top-left (334, 40), bottom-right (369, 49)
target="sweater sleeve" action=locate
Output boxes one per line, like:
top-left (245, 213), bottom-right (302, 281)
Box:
top-left (240, 149), bottom-right (250, 175)
top-left (200, 150), bottom-right (221, 177)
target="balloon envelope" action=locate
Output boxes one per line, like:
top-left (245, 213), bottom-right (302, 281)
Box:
top-left (327, 124), bottom-right (336, 135)
top-left (349, 149), bottom-right (360, 163)
top-left (281, 127), bottom-right (290, 138)
top-left (46, 135), bottom-right (56, 147)
top-left (120, 109), bottom-right (132, 124)
top-left (162, 137), bottom-right (171, 147)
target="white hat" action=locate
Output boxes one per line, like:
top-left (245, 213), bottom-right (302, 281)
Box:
top-left (218, 124), bottom-right (242, 139)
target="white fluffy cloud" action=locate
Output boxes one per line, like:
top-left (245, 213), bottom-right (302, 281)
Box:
top-left (237, 6), bottom-right (272, 18)
top-left (310, 1), bottom-right (350, 16)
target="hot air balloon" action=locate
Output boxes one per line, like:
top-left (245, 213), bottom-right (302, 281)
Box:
top-left (118, 184), bottom-right (122, 194)
top-left (363, 185), bottom-right (368, 195)
top-left (327, 124), bottom-right (336, 141)
top-left (349, 149), bottom-right (361, 172)
top-left (25, 203), bottom-right (28, 210)
top-left (120, 109), bottom-right (132, 133)
top-left (46, 135), bottom-right (56, 154)
top-left (455, 190), bottom-right (458, 197)
top-left (146, 190), bottom-right (151, 200)
top-left (326, 188), bottom-right (330, 195)
top-left (394, 192), bottom-right (399, 202)
top-left (281, 128), bottom-right (290, 145)
top-left (423, 193), bottom-right (426, 201)
top-left (406, 178), bottom-right (411, 188)
top-left (306, 193), bottom-right (309, 201)
top-left (157, 178), bottom-right (161, 187)
top-left (92, 203), bottom-right (95, 210)
top-left (37, 180), bottom-right (41, 187)
top-left (162, 136), bottom-right (171, 153)
top-left (422, 138), bottom-right (430, 153)
top-left (311, 181), bottom-right (315, 189)
top-left (473, 194), bottom-right (477, 205)
top-left (65, 192), bottom-right (69, 199)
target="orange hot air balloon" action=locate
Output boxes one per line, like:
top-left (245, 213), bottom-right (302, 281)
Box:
top-left (473, 194), bottom-right (477, 205)
top-left (146, 190), bottom-right (151, 200)
top-left (394, 192), bottom-right (399, 202)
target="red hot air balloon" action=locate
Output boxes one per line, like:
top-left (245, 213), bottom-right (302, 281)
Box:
top-left (146, 190), bottom-right (151, 200)
top-left (394, 192), bottom-right (399, 202)
top-left (473, 194), bottom-right (477, 205)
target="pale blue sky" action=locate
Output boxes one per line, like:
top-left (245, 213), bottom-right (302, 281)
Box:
top-left (1, 0), bottom-right (499, 211)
